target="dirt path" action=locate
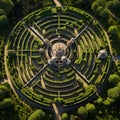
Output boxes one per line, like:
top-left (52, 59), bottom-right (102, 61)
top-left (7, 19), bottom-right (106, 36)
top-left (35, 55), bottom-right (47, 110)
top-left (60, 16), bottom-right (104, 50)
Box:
top-left (53, 0), bottom-right (63, 9)
top-left (52, 103), bottom-right (62, 120)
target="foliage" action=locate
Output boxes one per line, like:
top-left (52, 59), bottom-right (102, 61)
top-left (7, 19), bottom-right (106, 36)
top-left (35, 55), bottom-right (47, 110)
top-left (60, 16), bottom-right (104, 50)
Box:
top-left (107, 87), bottom-right (120, 100)
top-left (0, 98), bottom-right (13, 109)
top-left (77, 106), bottom-right (88, 117)
top-left (96, 97), bottom-right (103, 104)
top-left (91, 0), bottom-right (104, 11)
top-left (0, 0), bottom-right (14, 14)
top-left (0, 9), bottom-right (6, 15)
top-left (62, 113), bottom-right (68, 120)
top-left (106, 0), bottom-right (120, 15)
top-left (0, 85), bottom-right (8, 100)
top-left (85, 103), bottom-right (96, 114)
top-left (108, 74), bottom-right (120, 86)
top-left (28, 109), bottom-right (45, 120)
top-left (0, 15), bottom-right (8, 26)
top-left (108, 26), bottom-right (119, 36)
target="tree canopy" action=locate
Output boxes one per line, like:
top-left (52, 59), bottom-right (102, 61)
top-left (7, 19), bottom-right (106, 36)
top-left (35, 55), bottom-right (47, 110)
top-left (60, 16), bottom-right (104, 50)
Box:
top-left (28, 109), bottom-right (45, 120)
top-left (0, 0), bottom-right (14, 13)
top-left (108, 74), bottom-right (120, 86)
top-left (85, 103), bottom-right (96, 114)
top-left (0, 15), bottom-right (8, 27)
top-left (77, 106), bottom-right (88, 117)
top-left (62, 113), bottom-right (68, 120)
top-left (107, 87), bottom-right (120, 100)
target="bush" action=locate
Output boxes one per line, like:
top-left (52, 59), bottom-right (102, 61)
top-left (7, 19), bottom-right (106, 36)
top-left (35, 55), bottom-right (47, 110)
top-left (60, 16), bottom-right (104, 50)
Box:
top-left (106, 0), bottom-right (120, 13)
top-left (0, 98), bottom-right (13, 109)
top-left (77, 106), bottom-right (88, 117)
top-left (0, 0), bottom-right (14, 13)
top-left (62, 113), bottom-right (68, 120)
top-left (103, 99), bottom-right (111, 106)
top-left (107, 87), bottom-right (120, 100)
top-left (85, 103), bottom-right (96, 113)
top-left (108, 74), bottom-right (120, 86)
top-left (108, 26), bottom-right (118, 36)
top-left (0, 9), bottom-right (6, 15)
top-left (0, 15), bottom-right (9, 27)
top-left (28, 109), bottom-right (45, 120)
top-left (91, 0), bottom-right (104, 11)
top-left (0, 85), bottom-right (9, 100)
top-left (96, 97), bottom-right (103, 104)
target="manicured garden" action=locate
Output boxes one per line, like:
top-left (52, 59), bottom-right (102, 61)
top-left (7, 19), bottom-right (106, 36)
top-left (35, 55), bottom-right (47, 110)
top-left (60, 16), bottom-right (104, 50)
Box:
top-left (0, 0), bottom-right (120, 120)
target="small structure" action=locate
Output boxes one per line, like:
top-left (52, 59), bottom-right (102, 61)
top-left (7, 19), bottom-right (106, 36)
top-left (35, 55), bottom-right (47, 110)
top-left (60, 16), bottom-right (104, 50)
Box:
top-left (61, 56), bottom-right (71, 65)
top-left (44, 39), bottom-right (52, 47)
top-left (98, 49), bottom-right (107, 59)
top-left (48, 42), bottom-right (70, 66)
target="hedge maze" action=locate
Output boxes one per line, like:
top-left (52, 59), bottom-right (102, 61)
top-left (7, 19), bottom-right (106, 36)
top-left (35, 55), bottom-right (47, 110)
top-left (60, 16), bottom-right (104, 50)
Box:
top-left (6, 7), bottom-right (112, 110)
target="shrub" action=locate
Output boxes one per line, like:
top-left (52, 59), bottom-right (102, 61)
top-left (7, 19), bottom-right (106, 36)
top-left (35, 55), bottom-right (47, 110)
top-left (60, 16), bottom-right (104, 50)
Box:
top-left (0, 15), bottom-right (9, 27)
top-left (103, 99), bottom-right (111, 106)
top-left (0, 98), bottom-right (13, 109)
top-left (85, 103), bottom-right (96, 113)
top-left (62, 113), bottom-right (68, 120)
top-left (0, 85), bottom-right (9, 100)
top-left (108, 74), bottom-right (120, 86)
top-left (28, 109), bottom-right (45, 120)
top-left (0, 0), bottom-right (14, 13)
top-left (106, 0), bottom-right (120, 14)
top-left (91, 0), bottom-right (104, 11)
top-left (108, 26), bottom-right (118, 36)
top-left (77, 106), bottom-right (88, 117)
top-left (107, 87), bottom-right (120, 100)
top-left (0, 9), bottom-right (6, 15)
top-left (96, 97), bottom-right (103, 104)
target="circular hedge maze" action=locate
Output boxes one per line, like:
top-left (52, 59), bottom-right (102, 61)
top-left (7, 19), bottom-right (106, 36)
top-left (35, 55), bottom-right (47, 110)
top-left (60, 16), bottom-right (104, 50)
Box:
top-left (6, 7), bottom-right (112, 110)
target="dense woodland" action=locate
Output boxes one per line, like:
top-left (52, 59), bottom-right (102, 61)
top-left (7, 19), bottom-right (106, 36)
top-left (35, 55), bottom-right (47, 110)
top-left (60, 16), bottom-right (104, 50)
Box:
top-left (0, 0), bottom-right (120, 120)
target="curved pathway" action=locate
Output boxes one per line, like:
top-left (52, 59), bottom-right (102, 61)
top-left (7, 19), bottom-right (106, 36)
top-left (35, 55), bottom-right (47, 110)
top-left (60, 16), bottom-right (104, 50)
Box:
top-left (4, 45), bottom-right (18, 96)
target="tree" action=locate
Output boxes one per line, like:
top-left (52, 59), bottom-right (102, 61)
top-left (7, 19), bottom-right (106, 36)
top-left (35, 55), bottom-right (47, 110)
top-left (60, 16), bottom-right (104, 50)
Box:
top-left (85, 103), bottom-right (96, 114)
top-left (91, 0), bottom-right (104, 11)
top-left (117, 82), bottom-right (120, 88)
top-left (103, 99), bottom-right (111, 106)
top-left (106, 0), bottom-right (120, 13)
top-left (99, 9), bottom-right (109, 20)
top-left (107, 87), bottom-right (120, 100)
top-left (62, 113), bottom-right (68, 120)
top-left (96, 97), bottom-right (103, 105)
top-left (0, 85), bottom-right (9, 100)
top-left (0, 9), bottom-right (6, 15)
top-left (77, 106), bottom-right (88, 117)
top-left (0, 98), bottom-right (13, 109)
top-left (108, 26), bottom-right (118, 36)
top-left (70, 114), bottom-right (75, 120)
top-left (108, 74), bottom-right (120, 86)
top-left (28, 109), bottom-right (45, 120)
top-left (0, 0), bottom-right (14, 13)
top-left (0, 15), bottom-right (9, 27)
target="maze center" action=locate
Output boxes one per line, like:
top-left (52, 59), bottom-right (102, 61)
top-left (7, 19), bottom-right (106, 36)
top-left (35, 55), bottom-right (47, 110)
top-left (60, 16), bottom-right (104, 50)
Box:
top-left (6, 6), bottom-right (111, 110)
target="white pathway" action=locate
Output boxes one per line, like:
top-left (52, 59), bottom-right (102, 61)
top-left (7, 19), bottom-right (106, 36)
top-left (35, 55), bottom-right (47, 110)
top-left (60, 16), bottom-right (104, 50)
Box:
top-left (53, 0), bottom-right (63, 9)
